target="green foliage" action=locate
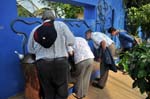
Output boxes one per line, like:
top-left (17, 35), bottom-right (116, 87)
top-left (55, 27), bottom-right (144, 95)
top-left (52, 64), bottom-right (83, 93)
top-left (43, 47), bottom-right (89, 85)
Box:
top-left (123, 0), bottom-right (150, 8)
top-left (127, 4), bottom-right (150, 38)
top-left (17, 0), bottom-right (83, 18)
top-left (39, 0), bottom-right (83, 18)
top-left (61, 4), bottom-right (83, 18)
top-left (119, 43), bottom-right (150, 98)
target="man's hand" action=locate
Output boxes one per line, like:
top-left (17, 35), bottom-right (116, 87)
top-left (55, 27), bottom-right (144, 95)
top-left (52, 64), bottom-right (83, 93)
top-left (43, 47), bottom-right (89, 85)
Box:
top-left (95, 58), bottom-right (101, 62)
top-left (101, 40), bottom-right (106, 51)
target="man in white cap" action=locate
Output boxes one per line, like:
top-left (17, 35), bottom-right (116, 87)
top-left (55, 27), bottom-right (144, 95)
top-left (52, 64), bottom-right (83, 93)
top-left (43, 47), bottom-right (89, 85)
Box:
top-left (28, 10), bottom-right (75, 99)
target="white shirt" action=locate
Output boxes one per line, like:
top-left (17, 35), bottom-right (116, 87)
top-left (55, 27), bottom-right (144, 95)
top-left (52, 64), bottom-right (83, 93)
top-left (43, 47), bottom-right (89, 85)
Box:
top-left (91, 32), bottom-right (114, 49)
top-left (28, 20), bottom-right (75, 60)
top-left (68, 37), bottom-right (94, 64)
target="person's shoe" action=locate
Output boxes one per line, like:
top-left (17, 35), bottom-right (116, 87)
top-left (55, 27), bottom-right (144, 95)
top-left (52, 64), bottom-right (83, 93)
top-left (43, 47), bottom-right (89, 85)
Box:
top-left (122, 71), bottom-right (128, 75)
top-left (72, 93), bottom-right (85, 99)
top-left (94, 78), bottom-right (100, 82)
top-left (92, 82), bottom-right (104, 89)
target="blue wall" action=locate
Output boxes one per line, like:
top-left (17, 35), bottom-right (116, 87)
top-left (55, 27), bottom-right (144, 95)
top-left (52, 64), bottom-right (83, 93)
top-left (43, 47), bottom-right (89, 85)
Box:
top-left (96, 0), bottom-right (124, 48)
top-left (96, 0), bottom-right (125, 31)
top-left (0, 0), bottom-right (42, 98)
top-left (0, 0), bottom-right (124, 98)
top-left (0, 0), bottom-right (25, 98)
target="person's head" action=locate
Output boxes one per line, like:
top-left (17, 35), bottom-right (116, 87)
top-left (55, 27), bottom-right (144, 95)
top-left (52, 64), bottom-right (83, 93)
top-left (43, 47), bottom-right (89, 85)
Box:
top-left (85, 29), bottom-right (92, 40)
top-left (41, 10), bottom-right (56, 21)
top-left (108, 27), bottom-right (117, 36)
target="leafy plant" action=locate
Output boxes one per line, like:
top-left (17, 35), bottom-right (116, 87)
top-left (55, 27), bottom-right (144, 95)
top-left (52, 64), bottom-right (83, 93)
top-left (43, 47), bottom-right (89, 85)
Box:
top-left (126, 4), bottom-right (150, 39)
top-left (17, 0), bottom-right (83, 18)
top-left (123, 0), bottom-right (150, 8)
top-left (39, 0), bottom-right (83, 18)
top-left (119, 43), bottom-right (150, 99)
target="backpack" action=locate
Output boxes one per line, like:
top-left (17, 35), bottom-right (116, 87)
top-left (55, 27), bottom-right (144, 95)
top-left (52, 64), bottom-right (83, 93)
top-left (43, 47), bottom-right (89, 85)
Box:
top-left (34, 20), bottom-right (57, 48)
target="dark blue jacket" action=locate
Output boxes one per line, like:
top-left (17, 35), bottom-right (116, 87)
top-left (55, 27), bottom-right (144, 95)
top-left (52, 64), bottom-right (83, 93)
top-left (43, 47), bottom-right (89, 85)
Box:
top-left (100, 47), bottom-right (117, 72)
top-left (118, 30), bottom-right (135, 49)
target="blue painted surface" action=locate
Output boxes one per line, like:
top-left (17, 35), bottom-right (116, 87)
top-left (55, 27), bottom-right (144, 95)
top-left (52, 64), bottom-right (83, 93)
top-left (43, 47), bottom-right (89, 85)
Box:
top-left (68, 87), bottom-right (74, 95)
top-left (58, 19), bottom-right (95, 52)
top-left (0, 0), bottom-right (125, 98)
top-left (0, 0), bottom-right (25, 98)
top-left (0, 2), bottom-right (41, 97)
top-left (91, 70), bottom-right (100, 80)
top-left (96, 0), bottom-right (124, 48)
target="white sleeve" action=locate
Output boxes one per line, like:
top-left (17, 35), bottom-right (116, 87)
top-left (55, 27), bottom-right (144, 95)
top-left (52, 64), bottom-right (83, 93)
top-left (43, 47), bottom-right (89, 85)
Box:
top-left (67, 46), bottom-right (74, 52)
top-left (60, 22), bottom-right (75, 46)
top-left (27, 25), bottom-right (41, 54)
top-left (92, 33), bottom-right (105, 45)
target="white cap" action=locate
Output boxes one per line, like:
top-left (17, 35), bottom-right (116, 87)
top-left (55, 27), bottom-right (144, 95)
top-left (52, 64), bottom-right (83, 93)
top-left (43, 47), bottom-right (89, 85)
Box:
top-left (42, 10), bottom-right (55, 20)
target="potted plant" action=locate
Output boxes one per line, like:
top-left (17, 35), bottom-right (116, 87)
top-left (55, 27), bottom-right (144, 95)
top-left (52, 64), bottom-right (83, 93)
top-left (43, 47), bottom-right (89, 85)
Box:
top-left (119, 43), bottom-right (150, 99)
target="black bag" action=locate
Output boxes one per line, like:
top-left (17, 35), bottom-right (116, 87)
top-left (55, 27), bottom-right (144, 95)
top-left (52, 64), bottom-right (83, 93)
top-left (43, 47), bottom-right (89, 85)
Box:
top-left (95, 47), bottom-right (117, 72)
top-left (102, 47), bottom-right (117, 72)
top-left (68, 55), bottom-right (75, 72)
top-left (34, 20), bottom-right (57, 48)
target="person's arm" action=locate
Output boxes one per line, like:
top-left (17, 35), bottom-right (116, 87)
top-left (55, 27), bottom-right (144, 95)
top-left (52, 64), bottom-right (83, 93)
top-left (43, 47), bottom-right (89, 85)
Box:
top-left (67, 46), bottom-right (74, 56)
top-left (27, 29), bottom-right (36, 54)
top-left (61, 22), bottom-right (75, 46)
top-left (94, 40), bottom-right (106, 63)
top-left (101, 40), bottom-right (106, 50)
top-left (27, 25), bottom-right (41, 54)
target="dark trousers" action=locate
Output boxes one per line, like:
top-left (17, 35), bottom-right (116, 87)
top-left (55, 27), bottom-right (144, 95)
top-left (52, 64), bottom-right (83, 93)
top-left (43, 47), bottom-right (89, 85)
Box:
top-left (36, 58), bottom-right (69, 99)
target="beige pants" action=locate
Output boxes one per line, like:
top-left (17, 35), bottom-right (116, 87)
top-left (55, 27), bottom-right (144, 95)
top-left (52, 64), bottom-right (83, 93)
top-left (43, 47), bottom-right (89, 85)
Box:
top-left (74, 58), bottom-right (93, 97)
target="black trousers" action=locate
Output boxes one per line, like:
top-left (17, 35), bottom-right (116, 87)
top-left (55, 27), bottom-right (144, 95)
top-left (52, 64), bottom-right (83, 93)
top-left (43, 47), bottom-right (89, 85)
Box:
top-left (36, 58), bottom-right (69, 99)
